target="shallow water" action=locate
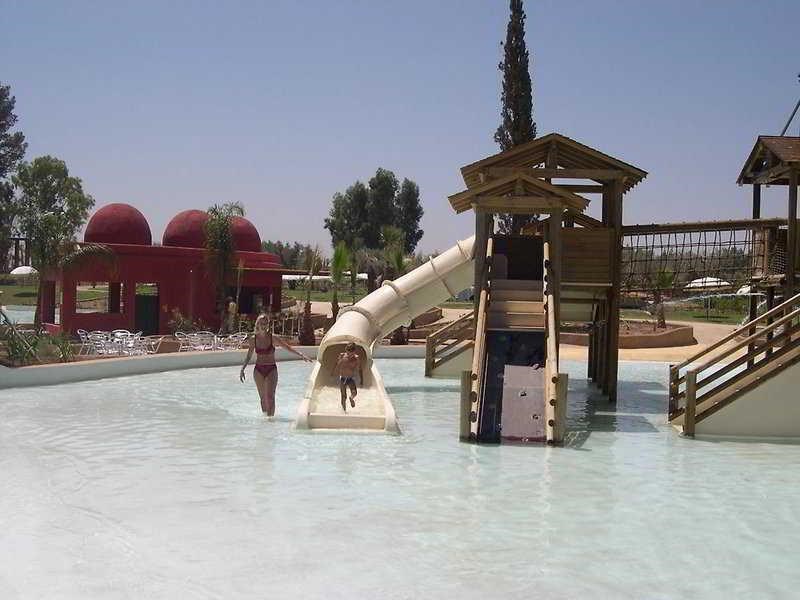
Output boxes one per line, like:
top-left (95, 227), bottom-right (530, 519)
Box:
top-left (0, 304), bottom-right (34, 324)
top-left (1, 359), bottom-right (799, 599)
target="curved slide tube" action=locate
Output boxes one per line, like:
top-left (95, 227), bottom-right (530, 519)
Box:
top-left (296, 236), bottom-right (475, 432)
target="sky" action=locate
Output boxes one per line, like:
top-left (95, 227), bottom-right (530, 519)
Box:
top-left (3, 0), bottom-right (800, 255)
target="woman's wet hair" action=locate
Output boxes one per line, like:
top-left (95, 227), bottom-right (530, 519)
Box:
top-left (345, 342), bottom-right (356, 352)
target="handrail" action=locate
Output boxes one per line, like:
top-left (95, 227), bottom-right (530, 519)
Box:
top-left (470, 237), bottom-right (494, 436)
top-left (673, 291), bottom-right (800, 371)
top-left (671, 291), bottom-right (800, 422)
top-left (543, 233), bottom-right (561, 442)
top-left (429, 310), bottom-right (474, 346)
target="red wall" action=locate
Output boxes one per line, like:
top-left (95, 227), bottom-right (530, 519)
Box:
top-left (54, 244), bottom-right (285, 334)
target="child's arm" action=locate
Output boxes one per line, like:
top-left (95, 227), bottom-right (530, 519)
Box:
top-left (331, 354), bottom-right (342, 376)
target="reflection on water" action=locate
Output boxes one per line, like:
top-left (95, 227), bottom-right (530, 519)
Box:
top-left (1, 359), bottom-right (799, 598)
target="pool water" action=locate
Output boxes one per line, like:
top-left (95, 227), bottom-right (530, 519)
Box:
top-left (1, 359), bottom-right (799, 599)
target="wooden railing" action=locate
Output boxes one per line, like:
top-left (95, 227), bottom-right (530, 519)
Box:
top-left (543, 230), bottom-right (567, 444)
top-left (425, 310), bottom-right (474, 376)
top-left (469, 237), bottom-right (494, 439)
top-left (669, 291), bottom-right (800, 435)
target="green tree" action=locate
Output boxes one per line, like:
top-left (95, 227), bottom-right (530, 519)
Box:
top-left (13, 156), bottom-right (95, 326)
top-left (324, 181), bottom-right (369, 248)
top-left (262, 240), bottom-right (313, 269)
top-left (329, 241), bottom-right (350, 321)
top-left (494, 0), bottom-right (536, 234)
top-left (204, 202), bottom-right (245, 330)
top-left (395, 178), bottom-right (424, 253)
top-left (366, 168), bottom-right (398, 247)
top-left (0, 83), bottom-right (28, 270)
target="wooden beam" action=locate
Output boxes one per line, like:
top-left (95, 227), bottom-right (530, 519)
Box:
top-left (568, 211), bottom-right (603, 228)
top-left (485, 167), bottom-right (627, 181)
top-left (752, 163), bottom-right (790, 185)
top-left (556, 184), bottom-right (604, 194)
top-left (622, 217), bottom-right (787, 235)
top-left (472, 196), bottom-right (585, 214)
top-left (752, 184), bottom-right (761, 219)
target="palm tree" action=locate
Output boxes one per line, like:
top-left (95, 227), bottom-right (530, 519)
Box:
top-left (384, 242), bottom-right (409, 345)
top-left (330, 241), bottom-right (350, 322)
top-left (204, 202), bottom-right (244, 330)
top-left (298, 245), bottom-right (322, 346)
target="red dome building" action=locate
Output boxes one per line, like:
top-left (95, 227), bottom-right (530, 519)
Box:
top-left (162, 209), bottom-right (209, 248)
top-left (231, 216), bottom-right (262, 252)
top-left (84, 203), bottom-right (152, 246)
top-left (42, 204), bottom-right (289, 336)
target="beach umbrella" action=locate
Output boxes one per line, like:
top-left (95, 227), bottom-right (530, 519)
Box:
top-left (10, 265), bottom-right (37, 276)
top-left (683, 277), bottom-right (731, 291)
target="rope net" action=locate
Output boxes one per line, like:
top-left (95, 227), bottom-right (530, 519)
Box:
top-left (620, 225), bottom-right (784, 293)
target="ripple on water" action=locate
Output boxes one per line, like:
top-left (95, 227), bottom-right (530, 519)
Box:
top-left (1, 359), bottom-right (800, 598)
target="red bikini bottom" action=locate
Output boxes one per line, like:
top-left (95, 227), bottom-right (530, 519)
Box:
top-left (254, 363), bottom-right (277, 378)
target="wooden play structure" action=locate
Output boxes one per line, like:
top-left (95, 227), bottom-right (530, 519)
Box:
top-left (668, 136), bottom-right (800, 436)
top-left (428, 133), bottom-right (648, 444)
top-left (426, 132), bottom-right (800, 442)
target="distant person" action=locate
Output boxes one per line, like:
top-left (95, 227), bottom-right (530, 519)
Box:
top-left (226, 296), bottom-right (238, 333)
top-left (333, 342), bottom-right (362, 412)
top-left (240, 312), bottom-right (312, 416)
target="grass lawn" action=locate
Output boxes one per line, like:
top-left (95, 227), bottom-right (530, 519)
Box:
top-left (0, 284), bottom-right (105, 306)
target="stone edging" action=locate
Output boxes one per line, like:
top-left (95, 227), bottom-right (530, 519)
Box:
top-left (0, 345), bottom-right (426, 390)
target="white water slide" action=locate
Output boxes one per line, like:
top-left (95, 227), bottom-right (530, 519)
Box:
top-left (296, 236), bottom-right (475, 432)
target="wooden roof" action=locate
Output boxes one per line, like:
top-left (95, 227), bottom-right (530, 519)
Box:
top-left (459, 132), bottom-right (648, 194)
top-left (448, 172), bottom-right (590, 214)
top-left (737, 136), bottom-right (800, 185)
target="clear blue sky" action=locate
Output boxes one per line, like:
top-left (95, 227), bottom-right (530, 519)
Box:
top-left (3, 0), bottom-right (799, 254)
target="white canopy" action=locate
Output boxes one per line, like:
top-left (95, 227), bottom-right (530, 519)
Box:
top-left (10, 265), bottom-right (37, 276)
top-left (684, 277), bottom-right (731, 291)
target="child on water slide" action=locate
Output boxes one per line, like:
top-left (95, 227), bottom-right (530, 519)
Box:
top-left (333, 343), bottom-right (362, 412)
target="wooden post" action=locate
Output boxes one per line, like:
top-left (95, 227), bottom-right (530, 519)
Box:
top-left (684, 370), bottom-right (697, 437)
top-left (752, 183), bottom-right (761, 219)
top-left (748, 182), bottom-right (761, 367)
top-left (605, 180), bottom-right (623, 402)
top-left (473, 211), bottom-right (490, 317)
top-left (459, 370), bottom-right (472, 440)
top-left (787, 170), bottom-right (798, 298)
top-left (766, 287), bottom-right (775, 357)
top-left (547, 213), bottom-right (562, 353)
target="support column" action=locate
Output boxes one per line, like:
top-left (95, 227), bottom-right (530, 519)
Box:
top-left (766, 287), bottom-right (776, 357)
top-left (473, 210), bottom-right (491, 317)
top-left (546, 212), bottom-right (562, 354)
top-left (61, 278), bottom-right (77, 332)
top-left (748, 184), bottom-right (762, 368)
top-left (787, 170), bottom-right (798, 298)
top-left (605, 180), bottom-right (623, 402)
top-left (109, 282), bottom-right (121, 314)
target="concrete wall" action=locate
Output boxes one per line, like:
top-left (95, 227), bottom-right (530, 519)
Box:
top-left (696, 361), bottom-right (800, 438)
top-left (0, 344), bottom-right (425, 390)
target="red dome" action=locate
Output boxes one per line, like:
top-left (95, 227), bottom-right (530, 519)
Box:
top-left (162, 209), bottom-right (209, 248)
top-left (84, 203), bottom-right (152, 246)
top-left (231, 216), bottom-right (262, 252)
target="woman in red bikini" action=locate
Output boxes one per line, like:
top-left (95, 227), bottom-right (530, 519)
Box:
top-left (240, 313), bottom-right (312, 416)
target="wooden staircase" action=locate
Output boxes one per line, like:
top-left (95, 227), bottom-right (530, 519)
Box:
top-left (487, 280), bottom-right (544, 331)
top-left (669, 291), bottom-right (800, 435)
top-left (425, 311), bottom-right (474, 378)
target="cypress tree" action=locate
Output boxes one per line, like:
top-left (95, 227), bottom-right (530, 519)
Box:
top-left (494, 0), bottom-right (536, 233)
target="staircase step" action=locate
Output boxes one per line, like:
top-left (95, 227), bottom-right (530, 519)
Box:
top-left (491, 289), bottom-right (544, 302)
top-left (489, 300), bottom-right (543, 314)
top-left (491, 279), bottom-right (543, 291)
top-left (488, 312), bottom-right (545, 330)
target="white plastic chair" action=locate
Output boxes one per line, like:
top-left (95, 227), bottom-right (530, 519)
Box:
top-left (77, 329), bottom-right (90, 355)
top-left (174, 331), bottom-right (190, 352)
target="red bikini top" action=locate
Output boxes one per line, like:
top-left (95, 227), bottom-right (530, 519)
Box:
top-left (255, 335), bottom-right (274, 355)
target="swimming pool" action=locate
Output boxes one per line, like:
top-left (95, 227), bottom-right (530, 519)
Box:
top-left (1, 359), bottom-right (798, 598)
